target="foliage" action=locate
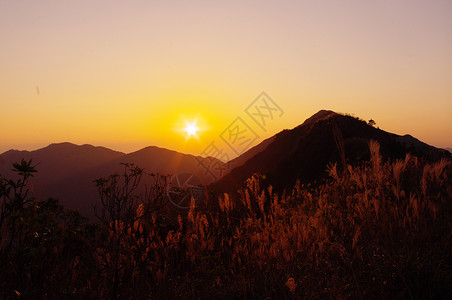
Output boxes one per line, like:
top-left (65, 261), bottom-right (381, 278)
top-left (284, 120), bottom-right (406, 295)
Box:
top-left (0, 160), bottom-right (95, 299)
top-left (0, 159), bottom-right (36, 227)
top-left (1, 143), bottom-right (451, 299)
top-left (93, 163), bottom-right (169, 299)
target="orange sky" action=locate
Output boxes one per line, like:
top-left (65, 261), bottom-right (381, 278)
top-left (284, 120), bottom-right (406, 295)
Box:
top-left (1, 0), bottom-right (451, 157)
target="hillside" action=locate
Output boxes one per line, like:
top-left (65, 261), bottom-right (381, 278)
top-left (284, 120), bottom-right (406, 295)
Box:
top-left (0, 143), bottom-right (125, 196)
top-left (1, 111), bottom-right (449, 216)
top-left (0, 143), bottom-right (225, 217)
top-left (212, 110), bottom-right (450, 193)
top-left (1, 112), bottom-right (451, 298)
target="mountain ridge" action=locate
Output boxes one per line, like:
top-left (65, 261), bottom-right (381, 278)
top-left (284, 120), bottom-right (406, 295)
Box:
top-left (1, 110), bottom-right (450, 217)
top-left (212, 110), bottom-right (450, 193)
top-left (0, 142), bottom-right (227, 217)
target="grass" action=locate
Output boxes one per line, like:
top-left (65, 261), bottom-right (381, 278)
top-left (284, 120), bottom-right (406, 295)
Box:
top-left (1, 141), bottom-right (451, 299)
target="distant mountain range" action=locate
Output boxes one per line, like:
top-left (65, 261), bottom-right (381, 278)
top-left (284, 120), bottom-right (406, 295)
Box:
top-left (1, 110), bottom-right (449, 217)
top-left (0, 143), bottom-right (224, 217)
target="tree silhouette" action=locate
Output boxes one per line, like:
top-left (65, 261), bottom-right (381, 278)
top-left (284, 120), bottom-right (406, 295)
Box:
top-left (1, 160), bottom-right (94, 298)
top-left (94, 163), bottom-right (169, 299)
top-left (0, 159), bottom-right (36, 227)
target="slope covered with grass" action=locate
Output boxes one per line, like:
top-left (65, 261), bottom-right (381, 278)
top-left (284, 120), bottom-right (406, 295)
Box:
top-left (1, 141), bottom-right (451, 299)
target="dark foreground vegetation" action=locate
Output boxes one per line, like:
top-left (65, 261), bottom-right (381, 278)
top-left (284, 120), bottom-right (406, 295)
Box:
top-left (1, 141), bottom-right (451, 299)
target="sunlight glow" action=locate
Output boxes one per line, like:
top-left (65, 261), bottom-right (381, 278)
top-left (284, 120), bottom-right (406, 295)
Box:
top-left (183, 120), bottom-right (200, 139)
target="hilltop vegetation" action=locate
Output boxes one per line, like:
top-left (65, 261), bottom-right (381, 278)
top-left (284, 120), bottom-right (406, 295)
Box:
top-left (0, 141), bottom-right (451, 299)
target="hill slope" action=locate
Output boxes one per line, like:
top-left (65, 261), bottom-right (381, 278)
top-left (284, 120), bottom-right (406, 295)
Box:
top-left (213, 110), bottom-right (450, 192)
top-left (0, 143), bottom-right (224, 217)
top-left (0, 143), bottom-right (125, 194)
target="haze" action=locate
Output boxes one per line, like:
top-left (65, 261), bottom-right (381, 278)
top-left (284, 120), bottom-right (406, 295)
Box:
top-left (1, 0), bottom-right (451, 155)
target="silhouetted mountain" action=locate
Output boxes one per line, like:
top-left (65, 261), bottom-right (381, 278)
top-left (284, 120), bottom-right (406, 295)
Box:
top-left (47, 146), bottom-right (224, 217)
top-left (0, 143), bottom-right (224, 217)
top-left (1, 113), bottom-right (449, 217)
top-left (225, 135), bottom-right (276, 173)
top-left (0, 143), bottom-right (125, 195)
top-left (445, 147), bottom-right (452, 153)
top-left (212, 110), bottom-right (450, 193)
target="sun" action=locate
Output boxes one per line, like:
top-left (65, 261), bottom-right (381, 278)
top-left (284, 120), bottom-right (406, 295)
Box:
top-left (175, 114), bottom-right (208, 141)
top-left (183, 120), bottom-right (200, 139)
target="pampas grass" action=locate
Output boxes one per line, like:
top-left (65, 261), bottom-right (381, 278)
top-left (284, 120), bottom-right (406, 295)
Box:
top-left (2, 141), bottom-right (450, 299)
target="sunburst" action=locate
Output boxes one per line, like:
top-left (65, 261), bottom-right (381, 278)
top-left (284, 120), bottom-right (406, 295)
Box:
top-left (183, 120), bottom-right (200, 139)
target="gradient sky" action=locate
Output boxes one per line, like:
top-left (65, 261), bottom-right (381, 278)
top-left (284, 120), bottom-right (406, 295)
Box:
top-left (1, 0), bottom-right (451, 157)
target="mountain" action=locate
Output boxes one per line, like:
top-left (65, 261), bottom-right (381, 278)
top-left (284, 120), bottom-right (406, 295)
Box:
top-left (0, 142), bottom-right (124, 172)
top-left (0, 143), bottom-right (225, 217)
top-left (1, 111), bottom-right (449, 217)
top-left (224, 135), bottom-right (276, 173)
top-left (212, 110), bottom-right (450, 193)
top-left (445, 147), bottom-right (452, 153)
top-left (0, 143), bottom-right (125, 195)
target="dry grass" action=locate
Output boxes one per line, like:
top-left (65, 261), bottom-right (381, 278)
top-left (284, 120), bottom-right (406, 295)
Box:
top-left (1, 141), bottom-right (451, 299)
top-left (122, 140), bottom-right (450, 299)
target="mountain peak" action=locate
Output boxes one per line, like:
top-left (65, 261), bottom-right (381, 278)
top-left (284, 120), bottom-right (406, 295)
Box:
top-left (40, 143), bottom-right (125, 155)
top-left (130, 145), bottom-right (181, 157)
top-left (47, 142), bottom-right (78, 148)
top-left (213, 110), bottom-right (449, 193)
top-left (299, 110), bottom-right (337, 128)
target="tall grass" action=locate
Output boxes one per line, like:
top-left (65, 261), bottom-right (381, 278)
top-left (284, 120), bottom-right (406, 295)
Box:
top-left (1, 141), bottom-right (451, 299)
top-left (126, 140), bottom-right (451, 298)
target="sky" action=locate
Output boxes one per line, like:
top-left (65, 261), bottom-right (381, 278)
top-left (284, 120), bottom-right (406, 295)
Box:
top-left (1, 0), bottom-right (451, 157)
